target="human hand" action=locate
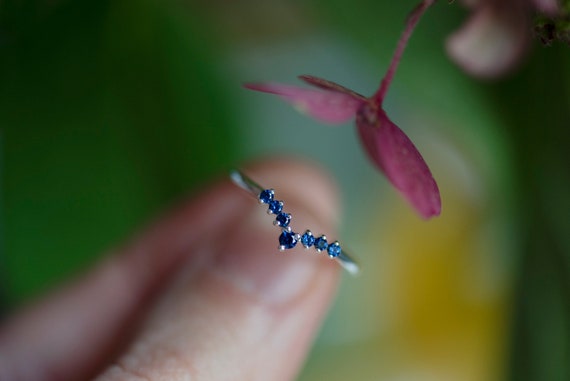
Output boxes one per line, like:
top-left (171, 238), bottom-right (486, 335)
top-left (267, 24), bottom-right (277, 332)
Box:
top-left (0, 159), bottom-right (341, 381)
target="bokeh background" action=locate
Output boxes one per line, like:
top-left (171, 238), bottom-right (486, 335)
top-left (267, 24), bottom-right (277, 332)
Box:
top-left (1, 0), bottom-right (569, 380)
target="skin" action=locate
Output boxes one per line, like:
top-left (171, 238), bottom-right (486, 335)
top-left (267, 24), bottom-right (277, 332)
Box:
top-left (0, 159), bottom-right (341, 381)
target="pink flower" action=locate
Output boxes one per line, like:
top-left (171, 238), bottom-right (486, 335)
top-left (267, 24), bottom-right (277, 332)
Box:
top-left (446, 0), bottom-right (563, 78)
top-left (245, 0), bottom-right (441, 219)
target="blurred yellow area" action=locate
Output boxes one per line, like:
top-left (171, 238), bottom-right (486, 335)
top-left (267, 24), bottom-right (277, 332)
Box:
top-left (381, 184), bottom-right (509, 381)
top-left (301, 133), bottom-right (513, 381)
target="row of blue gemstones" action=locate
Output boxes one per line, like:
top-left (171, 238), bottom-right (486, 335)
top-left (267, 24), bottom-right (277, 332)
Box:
top-left (259, 188), bottom-right (341, 258)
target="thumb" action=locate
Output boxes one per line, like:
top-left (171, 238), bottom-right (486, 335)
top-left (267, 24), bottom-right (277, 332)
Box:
top-left (96, 159), bottom-right (342, 381)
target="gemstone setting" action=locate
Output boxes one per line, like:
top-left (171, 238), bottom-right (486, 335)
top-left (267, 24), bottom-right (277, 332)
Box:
top-left (327, 241), bottom-right (341, 258)
top-left (314, 235), bottom-right (328, 252)
top-left (259, 189), bottom-right (274, 204)
top-left (279, 229), bottom-right (298, 250)
top-left (268, 200), bottom-right (284, 214)
top-left (274, 212), bottom-right (291, 227)
top-left (301, 230), bottom-right (315, 248)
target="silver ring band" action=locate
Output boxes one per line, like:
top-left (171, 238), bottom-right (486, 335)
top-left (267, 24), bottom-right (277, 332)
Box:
top-left (231, 169), bottom-right (360, 275)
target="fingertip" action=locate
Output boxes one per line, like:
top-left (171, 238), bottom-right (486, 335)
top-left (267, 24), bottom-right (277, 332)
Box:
top-left (215, 156), bottom-right (343, 307)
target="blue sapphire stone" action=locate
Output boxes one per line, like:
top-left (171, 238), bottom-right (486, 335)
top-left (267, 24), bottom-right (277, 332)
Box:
top-left (268, 200), bottom-right (283, 214)
top-left (275, 212), bottom-right (291, 227)
top-left (327, 241), bottom-right (341, 258)
top-left (314, 236), bottom-right (328, 252)
top-left (259, 189), bottom-right (274, 204)
top-left (279, 230), bottom-right (297, 250)
top-left (301, 231), bottom-right (315, 248)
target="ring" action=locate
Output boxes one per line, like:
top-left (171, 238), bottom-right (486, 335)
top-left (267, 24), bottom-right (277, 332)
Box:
top-left (230, 169), bottom-right (360, 275)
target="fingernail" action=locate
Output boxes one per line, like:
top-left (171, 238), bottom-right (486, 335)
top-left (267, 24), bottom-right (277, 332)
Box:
top-left (213, 194), bottom-right (338, 305)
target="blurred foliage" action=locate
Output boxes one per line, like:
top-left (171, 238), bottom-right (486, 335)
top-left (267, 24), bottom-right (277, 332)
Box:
top-left (488, 46), bottom-right (570, 381)
top-left (534, 0), bottom-right (570, 46)
top-left (0, 0), bottom-right (237, 304)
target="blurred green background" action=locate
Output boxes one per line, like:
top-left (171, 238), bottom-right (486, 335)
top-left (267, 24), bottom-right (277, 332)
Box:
top-left (1, 0), bottom-right (569, 380)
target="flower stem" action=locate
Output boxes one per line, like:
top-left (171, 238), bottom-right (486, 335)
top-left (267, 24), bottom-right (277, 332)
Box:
top-left (373, 0), bottom-right (436, 104)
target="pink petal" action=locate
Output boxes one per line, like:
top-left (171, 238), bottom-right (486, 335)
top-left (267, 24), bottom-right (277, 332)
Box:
top-left (446, 5), bottom-right (529, 78)
top-left (533, 0), bottom-right (560, 16)
top-left (244, 82), bottom-right (364, 125)
top-left (298, 75), bottom-right (367, 101)
top-left (356, 104), bottom-right (441, 219)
